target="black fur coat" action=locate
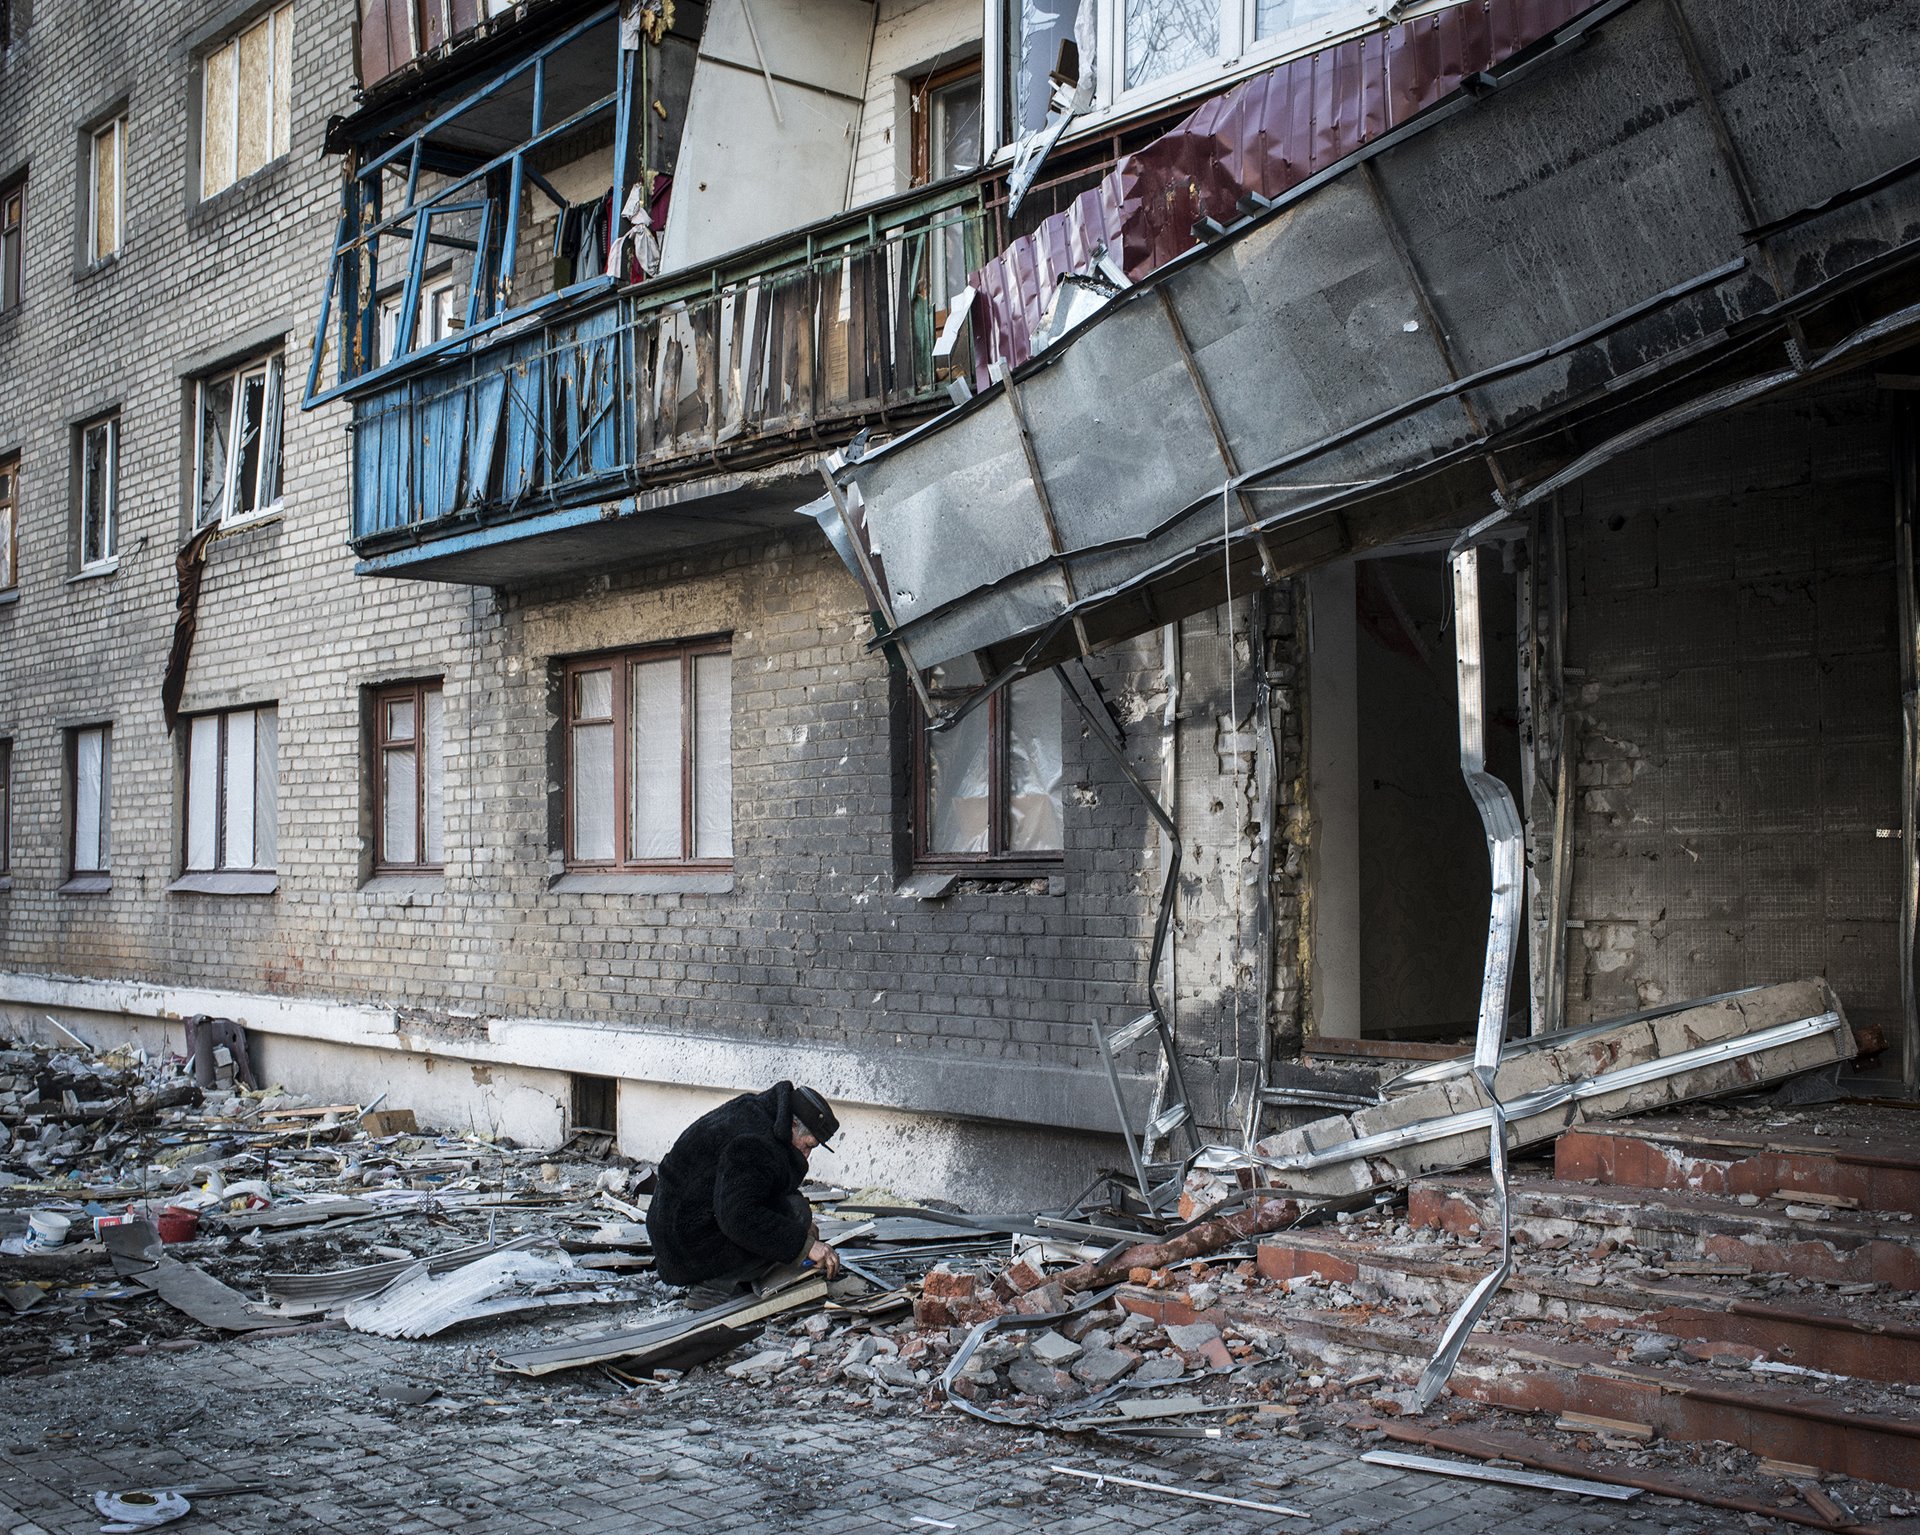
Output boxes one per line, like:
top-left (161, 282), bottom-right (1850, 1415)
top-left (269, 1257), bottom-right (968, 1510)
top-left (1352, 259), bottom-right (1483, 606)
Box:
top-left (646, 1081), bottom-right (813, 1286)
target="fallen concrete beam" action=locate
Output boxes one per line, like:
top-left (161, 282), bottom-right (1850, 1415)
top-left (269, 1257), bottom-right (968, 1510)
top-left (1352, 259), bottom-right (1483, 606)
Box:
top-left (1194, 981), bottom-right (1856, 1202)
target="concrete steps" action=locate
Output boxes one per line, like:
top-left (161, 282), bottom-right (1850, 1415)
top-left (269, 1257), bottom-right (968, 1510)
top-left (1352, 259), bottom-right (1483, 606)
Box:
top-left (1555, 1116), bottom-right (1920, 1213)
top-left (1411, 1174), bottom-right (1920, 1288)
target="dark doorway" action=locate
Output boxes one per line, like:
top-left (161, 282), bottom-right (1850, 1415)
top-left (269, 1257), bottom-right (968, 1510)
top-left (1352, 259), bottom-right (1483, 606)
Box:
top-left (1353, 550), bottom-right (1527, 1041)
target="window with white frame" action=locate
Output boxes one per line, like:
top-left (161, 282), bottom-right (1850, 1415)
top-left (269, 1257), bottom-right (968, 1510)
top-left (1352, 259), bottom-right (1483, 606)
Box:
top-left (376, 275), bottom-right (458, 366)
top-left (78, 415), bottom-right (117, 570)
top-left (184, 705), bottom-right (278, 873)
top-left (88, 116), bottom-right (125, 263)
top-left (201, 3), bottom-right (293, 200)
top-left (1001, 0), bottom-right (1375, 139)
top-left (0, 456), bottom-right (17, 593)
top-left (195, 356), bottom-right (283, 527)
top-left (69, 724), bottom-right (111, 876)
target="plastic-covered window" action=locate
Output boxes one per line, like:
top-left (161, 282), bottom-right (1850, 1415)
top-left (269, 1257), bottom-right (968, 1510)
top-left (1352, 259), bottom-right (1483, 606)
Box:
top-left (182, 707), bottom-right (277, 872)
top-left (919, 663), bottom-right (1064, 863)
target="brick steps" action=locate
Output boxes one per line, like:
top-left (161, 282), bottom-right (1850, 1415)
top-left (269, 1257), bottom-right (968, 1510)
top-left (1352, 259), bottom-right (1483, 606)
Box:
top-left (1556, 1118), bottom-right (1920, 1214)
top-left (1255, 1229), bottom-right (1920, 1386)
top-left (1412, 1174), bottom-right (1920, 1289)
top-left (1122, 1287), bottom-right (1920, 1491)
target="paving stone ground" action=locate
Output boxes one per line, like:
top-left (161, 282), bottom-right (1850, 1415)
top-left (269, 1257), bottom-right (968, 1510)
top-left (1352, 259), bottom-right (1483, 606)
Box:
top-left (0, 1321), bottom-right (1796, 1535)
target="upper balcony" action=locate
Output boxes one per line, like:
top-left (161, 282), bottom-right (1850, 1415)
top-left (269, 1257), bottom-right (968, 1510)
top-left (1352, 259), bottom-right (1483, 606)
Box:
top-left (312, 0), bottom-right (998, 584)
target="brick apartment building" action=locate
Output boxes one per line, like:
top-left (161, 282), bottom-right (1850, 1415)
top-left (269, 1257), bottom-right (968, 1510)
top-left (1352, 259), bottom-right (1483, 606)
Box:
top-left (0, 0), bottom-right (1914, 1208)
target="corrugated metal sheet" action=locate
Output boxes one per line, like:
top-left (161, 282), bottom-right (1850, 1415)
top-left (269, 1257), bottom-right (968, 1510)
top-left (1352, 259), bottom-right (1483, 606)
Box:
top-left (969, 0), bottom-right (1595, 382)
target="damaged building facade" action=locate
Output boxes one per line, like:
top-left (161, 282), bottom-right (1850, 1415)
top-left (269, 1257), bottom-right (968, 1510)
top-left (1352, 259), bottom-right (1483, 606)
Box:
top-left (0, 0), bottom-right (1913, 1206)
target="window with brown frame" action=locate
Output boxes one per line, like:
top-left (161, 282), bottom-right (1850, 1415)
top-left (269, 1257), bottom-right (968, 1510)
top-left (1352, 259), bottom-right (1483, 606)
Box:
top-left (373, 680), bottom-right (444, 871)
top-left (1, 176), bottom-right (23, 313)
top-left (909, 59), bottom-right (983, 188)
top-left (914, 658), bottom-right (1064, 867)
top-left (0, 457), bottom-right (17, 592)
top-left (563, 641), bottom-right (732, 870)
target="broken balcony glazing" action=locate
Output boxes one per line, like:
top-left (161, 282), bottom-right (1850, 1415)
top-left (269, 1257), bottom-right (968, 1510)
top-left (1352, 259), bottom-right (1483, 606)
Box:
top-left (310, 4), bottom-right (986, 581)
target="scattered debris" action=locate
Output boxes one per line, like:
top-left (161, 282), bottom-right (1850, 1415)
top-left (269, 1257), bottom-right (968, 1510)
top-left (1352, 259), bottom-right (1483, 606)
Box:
top-left (1361, 1448), bottom-right (1641, 1501)
top-left (1046, 1462), bottom-right (1307, 1519)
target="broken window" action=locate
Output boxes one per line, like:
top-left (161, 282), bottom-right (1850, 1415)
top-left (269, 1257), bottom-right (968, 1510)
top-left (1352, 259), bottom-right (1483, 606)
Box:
top-left (88, 116), bottom-right (125, 264)
top-left (911, 61), bottom-right (984, 315)
top-left (563, 642), bottom-right (732, 869)
top-left (916, 660), bottom-right (1065, 863)
top-left (376, 275), bottom-right (459, 365)
top-left (183, 705), bottom-right (279, 873)
top-left (69, 724), bottom-right (111, 876)
top-left (201, 4), bottom-right (294, 200)
top-left (1124, 0), bottom-right (1219, 90)
top-left (195, 356), bottom-right (284, 528)
top-left (78, 416), bottom-right (117, 571)
top-left (0, 456), bottom-right (17, 593)
top-left (0, 177), bottom-right (21, 312)
top-left (373, 680), bottom-right (444, 871)
top-left (1005, 0), bottom-right (1083, 139)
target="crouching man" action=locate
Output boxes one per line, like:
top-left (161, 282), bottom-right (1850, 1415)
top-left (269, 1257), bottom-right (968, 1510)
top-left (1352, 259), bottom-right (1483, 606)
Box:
top-left (646, 1080), bottom-right (843, 1302)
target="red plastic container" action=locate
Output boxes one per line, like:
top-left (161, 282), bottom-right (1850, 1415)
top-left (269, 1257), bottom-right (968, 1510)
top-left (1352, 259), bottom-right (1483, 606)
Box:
top-left (155, 1208), bottom-right (200, 1243)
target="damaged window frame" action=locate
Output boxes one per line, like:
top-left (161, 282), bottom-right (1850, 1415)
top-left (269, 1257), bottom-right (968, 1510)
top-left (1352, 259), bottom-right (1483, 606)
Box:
top-left (372, 678), bottom-right (445, 874)
top-left (304, 3), bottom-right (633, 404)
top-left (993, 0), bottom-right (1379, 151)
top-left (561, 639), bottom-right (732, 873)
top-left (0, 455), bottom-right (17, 594)
top-left (66, 723), bottom-right (111, 884)
top-left (375, 270), bottom-right (459, 367)
top-left (194, 354), bottom-right (285, 530)
top-left (1, 175), bottom-right (23, 313)
top-left (912, 665), bottom-right (1066, 873)
top-left (198, 2), bottom-right (295, 202)
top-left (179, 704), bottom-right (279, 882)
top-left (87, 114), bottom-right (126, 266)
top-left (76, 413), bottom-right (117, 575)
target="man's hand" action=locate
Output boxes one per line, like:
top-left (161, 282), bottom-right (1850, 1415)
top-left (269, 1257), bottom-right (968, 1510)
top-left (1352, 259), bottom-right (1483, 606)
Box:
top-left (806, 1238), bottom-right (842, 1279)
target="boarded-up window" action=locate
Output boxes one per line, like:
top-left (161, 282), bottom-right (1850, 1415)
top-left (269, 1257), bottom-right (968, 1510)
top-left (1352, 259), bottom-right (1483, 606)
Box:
top-left (183, 706), bottom-right (278, 872)
top-left (916, 661), bottom-right (1064, 864)
top-left (70, 725), bottom-right (111, 875)
top-left (202, 4), bottom-right (294, 199)
top-left (79, 416), bottom-right (116, 570)
top-left (374, 680), bottom-right (444, 870)
top-left (196, 356), bottom-right (283, 527)
top-left (89, 117), bottom-right (124, 263)
top-left (0, 457), bottom-right (17, 593)
top-left (563, 641), bottom-right (732, 868)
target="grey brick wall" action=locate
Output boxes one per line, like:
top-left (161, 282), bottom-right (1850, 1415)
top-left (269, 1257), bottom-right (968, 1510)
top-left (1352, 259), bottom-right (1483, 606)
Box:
top-left (0, 0), bottom-right (1295, 1142)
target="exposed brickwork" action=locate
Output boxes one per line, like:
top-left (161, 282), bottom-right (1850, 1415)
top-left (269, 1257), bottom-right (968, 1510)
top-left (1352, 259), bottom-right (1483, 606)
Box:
top-left (0, 1), bottom-right (1297, 1147)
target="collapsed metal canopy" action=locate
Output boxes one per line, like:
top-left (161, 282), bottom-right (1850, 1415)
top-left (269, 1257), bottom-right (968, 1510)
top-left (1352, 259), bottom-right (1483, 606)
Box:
top-left (821, 0), bottom-right (1920, 694)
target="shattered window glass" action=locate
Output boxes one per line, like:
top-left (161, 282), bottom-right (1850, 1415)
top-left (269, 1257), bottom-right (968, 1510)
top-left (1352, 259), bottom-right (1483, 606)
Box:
top-left (420, 687), bottom-right (444, 866)
top-left (197, 357), bottom-right (283, 527)
top-left (79, 418), bottom-right (116, 569)
top-left (1005, 0), bottom-right (1082, 138)
top-left (0, 458), bottom-right (16, 592)
top-left (1256, 0), bottom-right (1364, 41)
top-left (1125, 0), bottom-right (1218, 91)
top-left (928, 705), bottom-right (992, 855)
